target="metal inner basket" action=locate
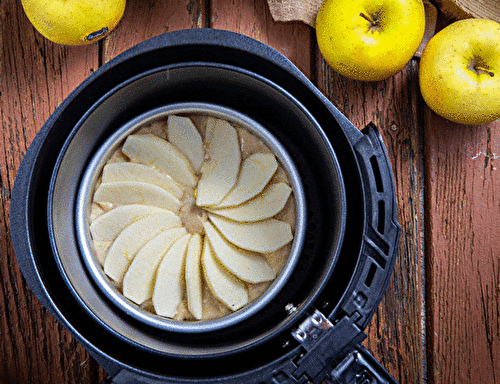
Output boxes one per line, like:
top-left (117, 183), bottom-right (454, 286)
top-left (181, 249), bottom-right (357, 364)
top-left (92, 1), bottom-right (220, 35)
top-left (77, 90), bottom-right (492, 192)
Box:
top-left (47, 63), bottom-right (346, 358)
top-left (75, 102), bottom-right (307, 334)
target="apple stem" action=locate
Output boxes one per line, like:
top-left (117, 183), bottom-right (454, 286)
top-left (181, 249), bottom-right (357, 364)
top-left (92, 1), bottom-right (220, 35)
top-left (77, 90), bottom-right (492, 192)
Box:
top-left (475, 66), bottom-right (495, 77)
top-left (469, 57), bottom-right (495, 77)
top-left (359, 12), bottom-right (380, 30)
top-left (359, 12), bottom-right (372, 23)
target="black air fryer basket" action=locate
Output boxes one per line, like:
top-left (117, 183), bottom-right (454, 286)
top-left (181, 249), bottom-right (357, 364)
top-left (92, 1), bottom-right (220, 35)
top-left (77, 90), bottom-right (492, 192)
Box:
top-left (10, 29), bottom-right (401, 384)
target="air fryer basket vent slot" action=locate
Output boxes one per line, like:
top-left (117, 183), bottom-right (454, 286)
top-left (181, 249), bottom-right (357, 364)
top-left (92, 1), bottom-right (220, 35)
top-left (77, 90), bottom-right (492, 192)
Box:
top-left (377, 200), bottom-right (386, 235)
top-left (364, 262), bottom-right (377, 288)
top-left (369, 155), bottom-right (384, 193)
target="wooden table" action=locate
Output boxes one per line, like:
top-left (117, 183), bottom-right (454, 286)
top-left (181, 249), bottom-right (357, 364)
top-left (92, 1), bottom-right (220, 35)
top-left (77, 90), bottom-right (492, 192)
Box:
top-left (1, 1), bottom-right (499, 383)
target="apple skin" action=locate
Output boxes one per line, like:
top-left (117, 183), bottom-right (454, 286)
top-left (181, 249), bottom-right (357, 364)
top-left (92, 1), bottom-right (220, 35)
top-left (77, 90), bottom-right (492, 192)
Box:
top-left (419, 18), bottom-right (500, 125)
top-left (21, 0), bottom-right (125, 45)
top-left (316, 0), bottom-right (425, 81)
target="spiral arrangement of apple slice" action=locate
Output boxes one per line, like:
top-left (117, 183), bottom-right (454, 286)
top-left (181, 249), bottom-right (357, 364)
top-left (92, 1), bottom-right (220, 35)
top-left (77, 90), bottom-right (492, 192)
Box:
top-left (89, 114), bottom-right (294, 321)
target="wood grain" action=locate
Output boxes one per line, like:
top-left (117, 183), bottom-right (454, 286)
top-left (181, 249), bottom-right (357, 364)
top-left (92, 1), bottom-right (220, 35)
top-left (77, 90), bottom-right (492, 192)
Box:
top-left (0, 0), bottom-right (103, 383)
top-left (103, 0), bottom-right (208, 63)
top-left (317, 54), bottom-right (426, 383)
top-left (433, 0), bottom-right (500, 23)
top-left (425, 113), bottom-right (500, 383)
top-left (0, 1), bottom-right (207, 383)
top-left (211, 0), bottom-right (313, 78)
top-left (1, 0), bottom-right (499, 383)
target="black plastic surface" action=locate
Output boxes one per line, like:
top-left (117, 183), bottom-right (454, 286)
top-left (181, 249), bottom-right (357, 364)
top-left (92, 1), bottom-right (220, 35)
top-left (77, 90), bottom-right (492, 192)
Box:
top-left (327, 345), bottom-right (398, 384)
top-left (10, 29), bottom-right (401, 384)
top-left (339, 123), bottom-right (401, 329)
top-left (48, 63), bottom-right (347, 358)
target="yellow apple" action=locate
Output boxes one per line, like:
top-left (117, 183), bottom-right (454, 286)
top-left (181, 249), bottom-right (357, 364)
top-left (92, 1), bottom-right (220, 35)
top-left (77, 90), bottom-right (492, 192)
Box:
top-left (21, 0), bottom-right (125, 45)
top-left (419, 18), bottom-right (500, 125)
top-left (316, 0), bottom-right (425, 81)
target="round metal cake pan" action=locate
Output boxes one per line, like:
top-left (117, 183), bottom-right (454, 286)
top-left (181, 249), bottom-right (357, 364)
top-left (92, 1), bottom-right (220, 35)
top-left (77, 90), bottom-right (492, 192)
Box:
top-left (74, 102), bottom-right (308, 334)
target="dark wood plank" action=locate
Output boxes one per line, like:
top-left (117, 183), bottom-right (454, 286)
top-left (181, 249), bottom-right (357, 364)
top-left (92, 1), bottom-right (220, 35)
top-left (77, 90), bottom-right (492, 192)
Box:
top-left (0, 2), bottom-right (208, 383)
top-left (317, 55), bottom-right (426, 383)
top-left (422, 12), bottom-right (500, 378)
top-left (424, 113), bottom-right (500, 383)
top-left (103, 0), bottom-right (208, 62)
top-left (211, 0), bottom-right (313, 78)
top-left (0, 1), bottom-right (103, 383)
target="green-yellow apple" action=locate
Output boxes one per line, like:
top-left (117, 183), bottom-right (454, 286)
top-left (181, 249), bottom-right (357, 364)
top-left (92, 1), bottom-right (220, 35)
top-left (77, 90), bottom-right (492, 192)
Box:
top-left (419, 18), bottom-right (500, 125)
top-left (21, 0), bottom-right (125, 45)
top-left (315, 0), bottom-right (425, 81)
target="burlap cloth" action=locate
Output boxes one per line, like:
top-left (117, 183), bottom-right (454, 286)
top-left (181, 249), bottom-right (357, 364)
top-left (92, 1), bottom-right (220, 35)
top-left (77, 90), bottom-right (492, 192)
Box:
top-left (267, 0), bottom-right (323, 27)
top-left (266, 0), bottom-right (437, 57)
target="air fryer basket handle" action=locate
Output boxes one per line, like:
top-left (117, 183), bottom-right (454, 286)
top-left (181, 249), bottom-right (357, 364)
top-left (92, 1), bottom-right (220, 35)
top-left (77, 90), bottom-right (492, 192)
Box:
top-left (341, 122), bottom-right (401, 330)
top-left (324, 122), bottom-right (401, 384)
top-left (327, 344), bottom-right (398, 384)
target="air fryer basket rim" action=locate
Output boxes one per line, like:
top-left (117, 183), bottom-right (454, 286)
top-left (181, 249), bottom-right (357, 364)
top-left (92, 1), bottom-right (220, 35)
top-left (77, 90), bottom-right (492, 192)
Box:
top-left (47, 61), bottom-right (348, 358)
top-left (10, 29), bottom-right (401, 383)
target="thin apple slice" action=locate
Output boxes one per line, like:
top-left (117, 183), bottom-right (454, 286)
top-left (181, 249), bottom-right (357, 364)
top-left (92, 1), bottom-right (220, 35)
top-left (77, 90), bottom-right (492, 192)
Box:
top-left (152, 233), bottom-right (191, 318)
top-left (122, 134), bottom-right (197, 188)
top-left (167, 115), bottom-right (204, 173)
top-left (196, 118), bottom-right (240, 207)
top-left (94, 181), bottom-right (181, 212)
top-left (203, 221), bottom-right (275, 283)
top-left (208, 214), bottom-right (292, 253)
top-left (202, 237), bottom-right (248, 311)
top-left (216, 153), bottom-right (278, 208)
top-left (103, 212), bottom-right (182, 284)
top-left (101, 162), bottom-right (184, 199)
top-left (208, 182), bottom-right (292, 222)
top-left (184, 233), bottom-right (203, 320)
top-left (122, 227), bottom-right (187, 305)
top-left (90, 204), bottom-right (167, 242)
